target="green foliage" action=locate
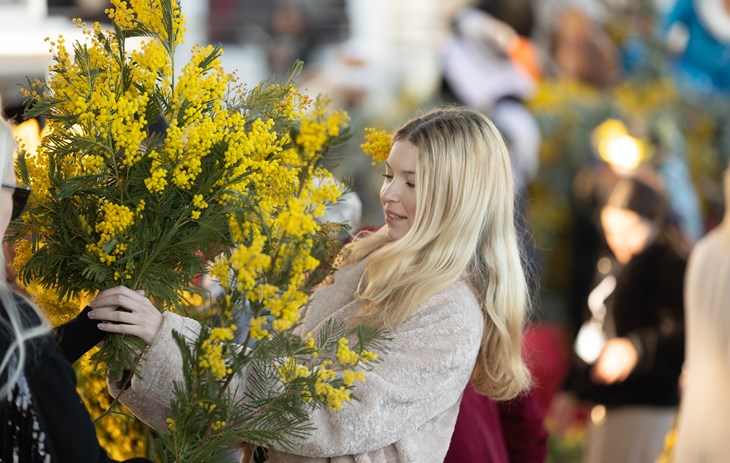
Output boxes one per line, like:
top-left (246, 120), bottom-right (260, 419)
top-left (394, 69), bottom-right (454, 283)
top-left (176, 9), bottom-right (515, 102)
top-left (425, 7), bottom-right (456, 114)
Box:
top-left (11, 1), bottom-right (387, 460)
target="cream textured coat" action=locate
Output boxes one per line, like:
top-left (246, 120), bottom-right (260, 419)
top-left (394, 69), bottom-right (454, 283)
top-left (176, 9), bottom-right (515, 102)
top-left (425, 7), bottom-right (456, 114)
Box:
top-left (110, 259), bottom-right (484, 462)
top-left (674, 229), bottom-right (730, 463)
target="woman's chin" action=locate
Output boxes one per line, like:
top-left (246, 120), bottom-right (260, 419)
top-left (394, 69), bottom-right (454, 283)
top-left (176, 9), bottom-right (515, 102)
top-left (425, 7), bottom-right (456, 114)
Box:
top-left (386, 226), bottom-right (404, 241)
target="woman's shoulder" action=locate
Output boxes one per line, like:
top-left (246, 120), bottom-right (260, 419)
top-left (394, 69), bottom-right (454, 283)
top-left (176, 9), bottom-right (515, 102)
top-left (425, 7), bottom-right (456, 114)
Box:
top-left (686, 228), bottom-right (730, 271)
top-left (694, 228), bottom-right (730, 255)
top-left (409, 279), bottom-right (482, 328)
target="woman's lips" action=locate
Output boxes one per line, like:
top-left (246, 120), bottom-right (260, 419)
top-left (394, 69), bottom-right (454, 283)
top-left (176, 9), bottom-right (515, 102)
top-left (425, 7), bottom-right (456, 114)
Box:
top-left (385, 211), bottom-right (406, 224)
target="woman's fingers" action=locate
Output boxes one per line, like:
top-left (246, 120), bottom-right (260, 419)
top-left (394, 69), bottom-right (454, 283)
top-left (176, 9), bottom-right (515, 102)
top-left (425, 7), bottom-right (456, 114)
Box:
top-left (91, 310), bottom-right (162, 345)
top-left (89, 308), bottom-right (137, 324)
top-left (89, 285), bottom-right (163, 345)
top-left (91, 286), bottom-right (148, 311)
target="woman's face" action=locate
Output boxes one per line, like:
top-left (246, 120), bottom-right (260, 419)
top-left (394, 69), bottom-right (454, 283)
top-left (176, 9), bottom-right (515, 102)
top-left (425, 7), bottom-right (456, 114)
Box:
top-left (600, 205), bottom-right (654, 264)
top-left (380, 140), bottom-right (417, 241)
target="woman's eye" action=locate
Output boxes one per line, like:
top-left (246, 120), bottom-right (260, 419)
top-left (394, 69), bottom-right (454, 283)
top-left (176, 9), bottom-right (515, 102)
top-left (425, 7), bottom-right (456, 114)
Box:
top-left (382, 173), bottom-right (393, 180)
top-left (406, 182), bottom-right (415, 188)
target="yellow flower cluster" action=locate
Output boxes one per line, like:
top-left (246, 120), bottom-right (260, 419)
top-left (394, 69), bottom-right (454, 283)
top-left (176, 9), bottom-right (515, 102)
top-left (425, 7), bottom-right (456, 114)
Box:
top-left (218, 117), bottom-right (293, 206)
top-left (248, 316), bottom-right (269, 340)
top-left (105, 0), bottom-right (135, 29)
top-left (198, 326), bottom-right (235, 380)
top-left (277, 198), bottom-right (319, 238)
top-left (342, 369), bottom-right (366, 387)
top-left (295, 97), bottom-right (349, 159)
top-left (111, 92), bottom-right (149, 166)
top-left (336, 338), bottom-right (359, 366)
top-left (304, 332), bottom-right (317, 358)
top-left (144, 160), bottom-right (169, 193)
top-left (277, 86), bottom-right (312, 121)
top-left (276, 357), bottom-right (311, 384)
top-left (196, 401), bottom-right (217, 412)
top-left (324, 386), bottom-right (351, 412)
top-left (211, 420), bottom-right (226, 432)
top-left (149, 111), bottom-right (233, 195)
top-left (290, 246), bottom-right (320, 288)
top-left (107, 0), bottom-right (184, 45)
top-left (82, 154), bottom-right (106, 173)
top-left (130, 39), bottom-right (170, 91)
top-left (336, 338), bottom-right (378, 366)
top-left (11, 239), bottom-right (33, 277)
top-left (191, 194), bottom-right (209, 220)
top-left (94, 201), bottom-right (134, 235)
top-left (192, 194), bottom-right (208, 209)
top-left (265, 287), bottom-right (307, 332)
top-left (312, 363), bottom-right (351, 412)
top-left (228, 236), bottom-right (271, 292)
top-left (85, 200), bottom-right (135, 264)
top-left (360, 128), bottom-right (392, 165)
top-left (175, 45), bottom-right (228, 121)
top-left (301, 173), bottom-right (343, 218)
top-left (15, 123), bottom-right (52, 205)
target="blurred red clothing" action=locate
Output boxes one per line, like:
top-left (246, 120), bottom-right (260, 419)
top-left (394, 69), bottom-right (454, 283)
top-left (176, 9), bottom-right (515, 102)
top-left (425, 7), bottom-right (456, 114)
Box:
top-left (444, 385), bottom-right (547, 463)
top-left (445, 323), bottom-right (569, 462)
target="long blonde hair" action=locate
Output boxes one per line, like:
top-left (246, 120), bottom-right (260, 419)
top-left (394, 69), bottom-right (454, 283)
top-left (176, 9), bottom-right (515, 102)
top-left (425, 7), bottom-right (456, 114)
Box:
top-left (0, 117), bottom-right (49, 399)
top-left (345, 107), bottom-right (531, 400)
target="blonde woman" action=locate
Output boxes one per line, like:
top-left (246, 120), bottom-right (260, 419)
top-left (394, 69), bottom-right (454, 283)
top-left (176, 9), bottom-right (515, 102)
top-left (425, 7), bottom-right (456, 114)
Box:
top-left (88, 107), bottom-right (533, 462)
top-left (0, 117), bottom-right (151, 462)
top-left (673, 166), bottom-right (730, 462)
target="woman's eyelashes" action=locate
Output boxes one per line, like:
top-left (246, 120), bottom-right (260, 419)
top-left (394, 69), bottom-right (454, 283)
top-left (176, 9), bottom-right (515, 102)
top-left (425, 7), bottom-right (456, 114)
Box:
top-left (382, 173), bottom-right (415, 188)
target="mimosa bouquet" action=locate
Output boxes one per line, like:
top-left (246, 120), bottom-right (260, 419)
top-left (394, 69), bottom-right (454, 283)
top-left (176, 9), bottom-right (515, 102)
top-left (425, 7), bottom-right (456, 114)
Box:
top-left (10, 0), bottom-right (386, 459)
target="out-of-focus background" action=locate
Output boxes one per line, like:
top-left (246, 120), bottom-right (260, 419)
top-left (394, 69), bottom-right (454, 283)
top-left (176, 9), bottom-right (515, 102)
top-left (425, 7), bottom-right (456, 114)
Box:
top-left (2, 0), bottom-right (729, 461)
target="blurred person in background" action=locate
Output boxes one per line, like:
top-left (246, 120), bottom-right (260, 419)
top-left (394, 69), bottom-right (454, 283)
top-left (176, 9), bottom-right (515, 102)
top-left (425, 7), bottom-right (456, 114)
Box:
top-left (226, 0), bottom-right (348, 79)
top-left (441, 0), bottom-right (541, 201)
top-left (444, 386), bottom-right (547, 463)
top-left (663, 0), bottom-right (730, 97)
top-left (673, 166), bottom-right (730, 462)
top-left (551, 175), bottom-right (689, 463)
top-left (536, 0), bottom-right (620, 88)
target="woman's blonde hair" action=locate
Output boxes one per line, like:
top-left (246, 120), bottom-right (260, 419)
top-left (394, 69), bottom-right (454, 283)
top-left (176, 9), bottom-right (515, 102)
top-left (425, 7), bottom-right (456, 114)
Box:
top-left (0, 117), bottom-right (49, 398)
top-left (345, 107), bottom-right (531, 400)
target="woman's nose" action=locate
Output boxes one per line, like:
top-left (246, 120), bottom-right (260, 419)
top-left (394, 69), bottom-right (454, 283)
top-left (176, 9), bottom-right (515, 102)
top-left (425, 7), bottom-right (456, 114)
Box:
top-left (382, 182), bottom-right (400, 203)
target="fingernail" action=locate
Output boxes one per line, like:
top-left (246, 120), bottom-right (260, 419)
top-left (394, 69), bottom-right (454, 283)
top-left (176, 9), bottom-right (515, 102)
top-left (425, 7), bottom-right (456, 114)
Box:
top-left (88, 311), bottom-right (95, 318)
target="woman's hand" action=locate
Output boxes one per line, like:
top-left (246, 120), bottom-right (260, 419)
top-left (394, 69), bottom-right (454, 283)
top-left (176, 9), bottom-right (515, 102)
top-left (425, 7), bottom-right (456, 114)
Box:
top-left (591, 337), bottom-right (638, 384)
top-left (88, 286), bottom-right (163, 346)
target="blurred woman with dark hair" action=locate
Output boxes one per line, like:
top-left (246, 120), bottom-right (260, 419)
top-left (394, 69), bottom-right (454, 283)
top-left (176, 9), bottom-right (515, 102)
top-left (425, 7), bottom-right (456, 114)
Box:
top-left (551, 176), bottom-right (689, 463)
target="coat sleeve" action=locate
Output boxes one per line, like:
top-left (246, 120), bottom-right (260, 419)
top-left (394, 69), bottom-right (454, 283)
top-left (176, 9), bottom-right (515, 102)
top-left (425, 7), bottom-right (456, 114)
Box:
top-left (54, 305), bottom-right (106, 364)
top-left (275, 288), bottom-right (484, 457)
top-left (108, 312), bottom-right (204, 431)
